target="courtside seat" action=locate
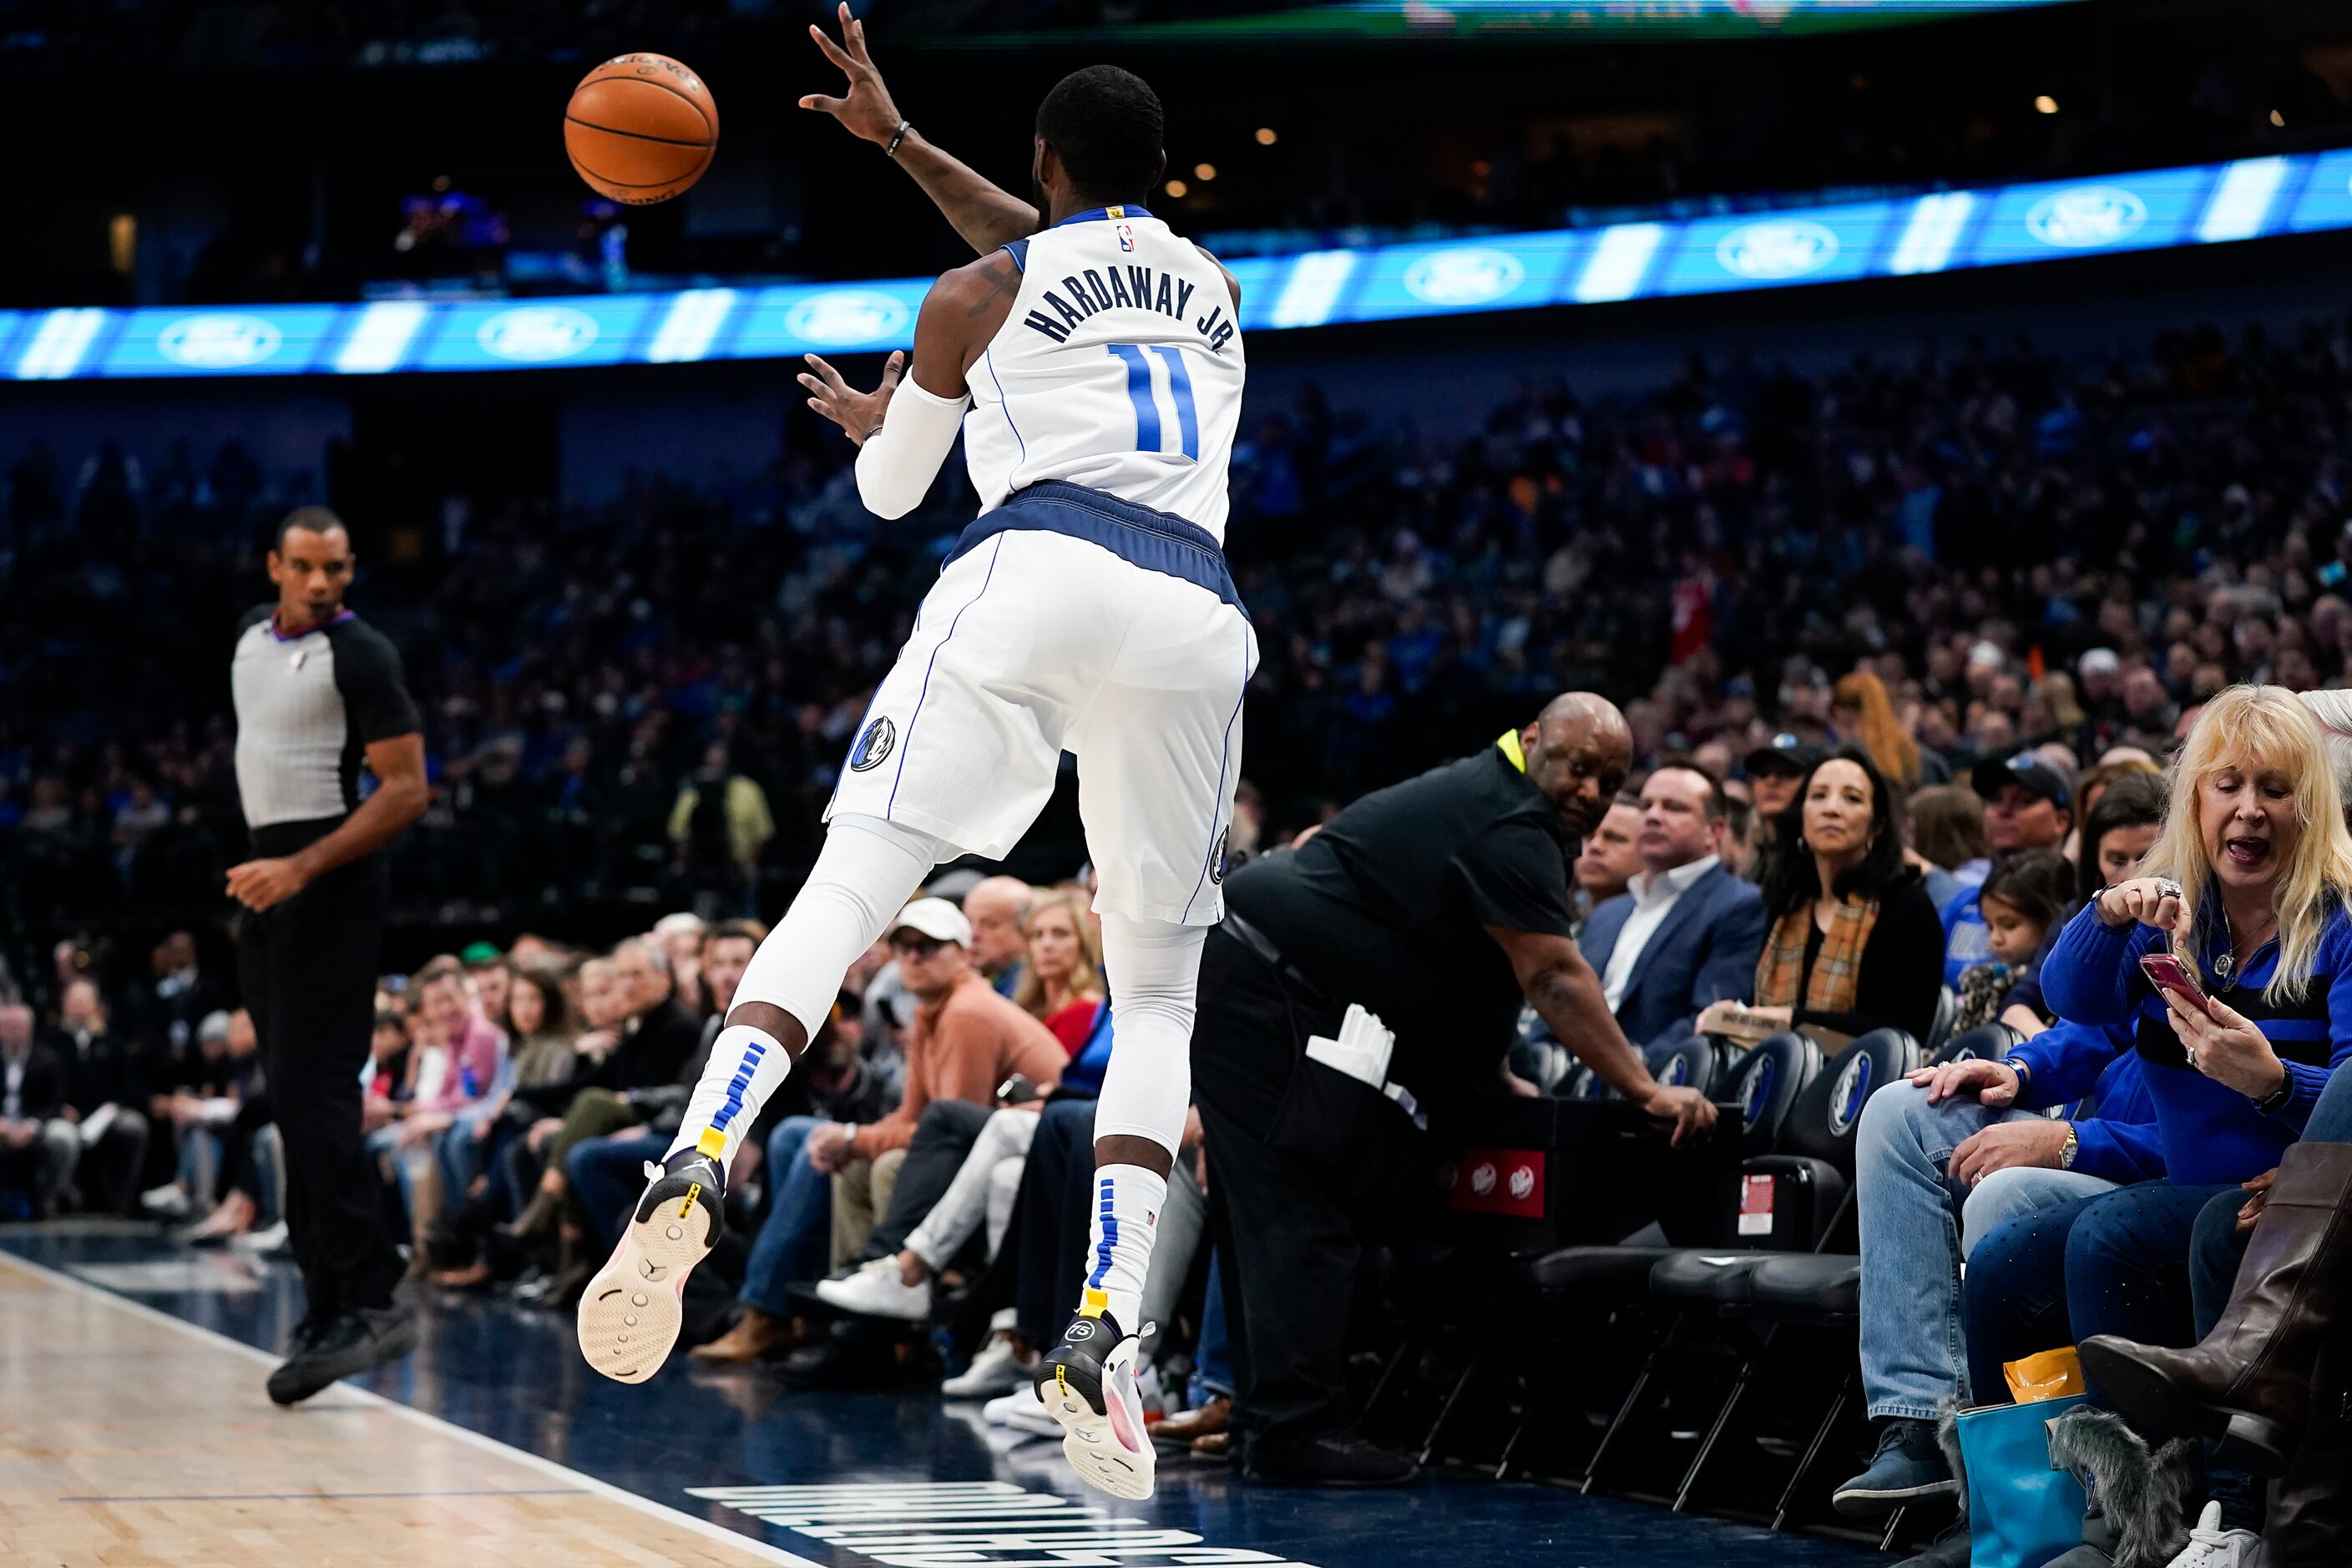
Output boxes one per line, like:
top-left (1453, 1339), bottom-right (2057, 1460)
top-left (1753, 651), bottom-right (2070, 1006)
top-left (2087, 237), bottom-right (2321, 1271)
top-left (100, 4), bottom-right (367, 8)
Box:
top-left (1646, 1034), bottom-right (1721, 1097)
top-left (1718, 1032), bottom-right (1818, 1161)
top-left (1529, 1243), bottom-right (1680, 1300)
top-left (1648, 1247), bottom-right (1769, 1311)
top-left (1746, 1252), bottom-right (1863, 1325)
top-left (1930, 1019), bottom-right (2026, 1067)
top-left (1925, 986), bottom-right (1959, 1055)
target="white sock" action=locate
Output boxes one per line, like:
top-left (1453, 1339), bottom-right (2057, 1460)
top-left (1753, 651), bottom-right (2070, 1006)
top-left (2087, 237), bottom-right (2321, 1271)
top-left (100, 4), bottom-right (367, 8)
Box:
top-left (665, 812), bottom-right (943, 1168)
top-left (1081, 1163), bottom-right (1168, 1335)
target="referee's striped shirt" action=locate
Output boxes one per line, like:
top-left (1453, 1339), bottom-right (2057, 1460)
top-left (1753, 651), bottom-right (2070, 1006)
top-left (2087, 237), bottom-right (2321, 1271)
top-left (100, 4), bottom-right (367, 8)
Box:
top-left (230, 604), bottom-right (420, 852)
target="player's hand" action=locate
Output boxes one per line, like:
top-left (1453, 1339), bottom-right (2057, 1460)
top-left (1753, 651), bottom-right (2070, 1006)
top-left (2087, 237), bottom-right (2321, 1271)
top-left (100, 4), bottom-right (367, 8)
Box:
top-left (1906, 1055), bottom-right (2021, 1108)
top-left (800, 351), bottom-right (904, 447)
top-left (801, 3), bottom-right (904, 146)
top-left (1643, 1085), bottom-right (1716, 1146)
top-left (225, 856), bottom-right (309, 912)
top-left (1949, 1119), bottom-right (2071, 1186)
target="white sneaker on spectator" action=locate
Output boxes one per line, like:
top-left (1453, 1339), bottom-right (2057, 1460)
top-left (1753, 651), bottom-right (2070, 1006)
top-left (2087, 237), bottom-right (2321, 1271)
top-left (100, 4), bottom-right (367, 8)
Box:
top-left (813, 1257), bottom-right (931, 1323)
top-left (234, 1221), bottom-right (291, 1256)
top-left (944, 1331), bottom-right (1035, 1399)
top-left (141, 1182), bottom-right (190, 1219)
top-left (2165, 1502), bottom-right (2262, 1568)
top-left (985, 1383), bottom-right (1061, 1436)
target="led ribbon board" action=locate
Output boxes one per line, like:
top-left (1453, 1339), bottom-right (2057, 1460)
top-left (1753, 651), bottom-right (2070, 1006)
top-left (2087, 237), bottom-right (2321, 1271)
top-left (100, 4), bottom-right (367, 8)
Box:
top-left (4, 150), bottom-right (2343, 381)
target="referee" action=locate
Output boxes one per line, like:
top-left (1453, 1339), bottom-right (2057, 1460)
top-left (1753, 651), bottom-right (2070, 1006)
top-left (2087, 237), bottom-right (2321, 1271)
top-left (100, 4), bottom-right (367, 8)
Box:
top-left (228, 507), bottom-right (429, 1405)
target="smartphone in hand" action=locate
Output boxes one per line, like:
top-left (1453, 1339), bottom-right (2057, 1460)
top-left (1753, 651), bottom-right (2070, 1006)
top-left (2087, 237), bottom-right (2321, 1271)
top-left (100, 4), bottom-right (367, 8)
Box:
top-left (2140, 952), bottom-right (2213, 1016)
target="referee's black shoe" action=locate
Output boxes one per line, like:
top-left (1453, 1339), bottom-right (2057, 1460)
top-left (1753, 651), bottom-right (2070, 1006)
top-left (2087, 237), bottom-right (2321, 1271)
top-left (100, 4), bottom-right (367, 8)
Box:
top-left (577, 1148), bottom-right (723, 1384)
top-left (1035, 1309), bottom-right (1156, 1500)
top-left (266, 1302), bottom-right (421, 1405)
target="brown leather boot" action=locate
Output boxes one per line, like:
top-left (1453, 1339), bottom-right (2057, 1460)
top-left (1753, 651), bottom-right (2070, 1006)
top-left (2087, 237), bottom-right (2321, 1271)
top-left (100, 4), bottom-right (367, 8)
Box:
top-left (2264, 1325), bottom-right (2352, 1567)
top-left (690, 1308), bottom-right (798, 1363)
top-left (2081, 1142), bottom-right (2352, 1474)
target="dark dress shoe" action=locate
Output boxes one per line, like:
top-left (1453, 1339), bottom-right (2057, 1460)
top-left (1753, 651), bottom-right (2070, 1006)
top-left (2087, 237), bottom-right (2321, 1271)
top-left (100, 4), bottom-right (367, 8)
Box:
top-left (1158, 1395), bottom-right (1230, 1444)
top-left (1244, 1431), bottom-right (1419, 1488)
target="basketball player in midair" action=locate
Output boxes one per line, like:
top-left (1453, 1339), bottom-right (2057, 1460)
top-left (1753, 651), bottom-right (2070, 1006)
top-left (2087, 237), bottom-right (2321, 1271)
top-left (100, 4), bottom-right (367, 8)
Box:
top-left (579, 8), bottom-right (1247, 1500)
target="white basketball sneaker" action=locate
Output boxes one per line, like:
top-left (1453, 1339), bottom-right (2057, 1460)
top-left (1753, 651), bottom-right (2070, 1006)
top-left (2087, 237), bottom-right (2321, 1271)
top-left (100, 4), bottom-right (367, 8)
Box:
top-left (576, 1150), bottom-right (722, 1383)
top-left (1034, 1312), bottom-right (1156, 1500)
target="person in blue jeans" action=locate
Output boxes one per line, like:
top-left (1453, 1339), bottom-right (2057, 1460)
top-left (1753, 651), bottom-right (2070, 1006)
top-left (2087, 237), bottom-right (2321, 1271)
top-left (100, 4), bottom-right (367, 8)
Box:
top-left (1834, 1021), bottom-right (2161, 1517)
top-left (1958, 687), bottom-right (2352, 1535)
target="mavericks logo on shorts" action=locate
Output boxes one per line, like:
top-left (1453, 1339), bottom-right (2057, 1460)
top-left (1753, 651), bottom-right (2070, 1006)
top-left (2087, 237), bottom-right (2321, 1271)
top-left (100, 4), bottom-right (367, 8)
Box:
top-left (1208, 825), bottom-right (1230, 884)
top-left (850, 716), bottom-right (897, 772)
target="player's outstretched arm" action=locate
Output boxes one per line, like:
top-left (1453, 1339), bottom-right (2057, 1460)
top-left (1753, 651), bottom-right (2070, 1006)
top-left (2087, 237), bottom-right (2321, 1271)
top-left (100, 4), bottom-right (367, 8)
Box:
top-left (801, 3), bottom-right (1039, 255)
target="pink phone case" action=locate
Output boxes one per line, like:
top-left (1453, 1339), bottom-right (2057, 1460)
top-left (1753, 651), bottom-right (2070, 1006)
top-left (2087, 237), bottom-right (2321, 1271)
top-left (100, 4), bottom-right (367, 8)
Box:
top-left (2141, 953), bottom-right (2213, 1014)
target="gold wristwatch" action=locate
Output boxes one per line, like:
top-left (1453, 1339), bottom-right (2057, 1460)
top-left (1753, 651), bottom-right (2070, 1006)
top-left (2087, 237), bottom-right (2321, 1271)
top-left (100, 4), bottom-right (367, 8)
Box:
top-left (2058, 1123), bottom-right (2079, 1171)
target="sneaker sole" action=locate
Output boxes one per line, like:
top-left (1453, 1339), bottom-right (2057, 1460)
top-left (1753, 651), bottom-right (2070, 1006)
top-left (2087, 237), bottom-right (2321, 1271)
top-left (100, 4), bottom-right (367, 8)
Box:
top-left (1040, 1371), bottom-right (1156, 1500)
top-left (576, 1188), bottom-right (714, 1383)
top-left (1831, 1477), bottom-right (1960, 1515)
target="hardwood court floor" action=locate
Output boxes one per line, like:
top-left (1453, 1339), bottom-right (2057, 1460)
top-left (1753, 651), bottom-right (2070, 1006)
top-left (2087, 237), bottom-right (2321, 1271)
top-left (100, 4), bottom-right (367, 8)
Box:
top-left (0, 1225), bottom-right (1889, 1568)
top-left (0, 1247), bottom-right (809, 1568)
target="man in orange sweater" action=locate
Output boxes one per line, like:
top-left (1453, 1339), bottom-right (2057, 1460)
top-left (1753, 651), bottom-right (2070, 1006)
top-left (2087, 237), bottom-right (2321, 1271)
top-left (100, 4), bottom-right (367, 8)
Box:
top-left (825, 899), bottom-right (1064, 1262)
top-left (697, 898), bottom-right (1062, 1363)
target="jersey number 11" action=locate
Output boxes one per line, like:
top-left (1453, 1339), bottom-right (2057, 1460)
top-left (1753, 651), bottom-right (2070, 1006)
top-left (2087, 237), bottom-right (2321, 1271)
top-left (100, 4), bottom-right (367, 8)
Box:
top-left (1108, 344), bottom-right (1200, 461)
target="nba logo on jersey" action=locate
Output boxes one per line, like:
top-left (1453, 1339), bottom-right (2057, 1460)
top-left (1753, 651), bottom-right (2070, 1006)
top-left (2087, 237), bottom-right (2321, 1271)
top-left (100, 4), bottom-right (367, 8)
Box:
top-left (1116, 222), bottom-right (1136, 252)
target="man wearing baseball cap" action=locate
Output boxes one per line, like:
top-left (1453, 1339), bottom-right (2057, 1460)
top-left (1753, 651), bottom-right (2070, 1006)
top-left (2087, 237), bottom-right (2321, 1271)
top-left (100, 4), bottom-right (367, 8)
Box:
top-left (1939, 752), bottom-right (2074, 985)
top-left (699, 898), bottom-right (1065, 1360)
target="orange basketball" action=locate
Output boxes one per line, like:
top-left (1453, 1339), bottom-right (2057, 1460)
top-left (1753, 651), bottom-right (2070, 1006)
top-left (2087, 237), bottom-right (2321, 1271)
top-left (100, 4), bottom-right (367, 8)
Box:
top-left (564, 54), bottom-right (718, 205)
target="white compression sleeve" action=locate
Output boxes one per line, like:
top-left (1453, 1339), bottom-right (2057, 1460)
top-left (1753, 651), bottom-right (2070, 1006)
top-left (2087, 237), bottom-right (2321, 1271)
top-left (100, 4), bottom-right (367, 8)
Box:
top-left (667, 813), bottom-right (944, 1165)
top-left (1089, 914), bottom-right (1206, 1157)
top-left (1082, 916), bottom-right (1206, 1328)
top-left (853, 377), bottom-right (970, 520)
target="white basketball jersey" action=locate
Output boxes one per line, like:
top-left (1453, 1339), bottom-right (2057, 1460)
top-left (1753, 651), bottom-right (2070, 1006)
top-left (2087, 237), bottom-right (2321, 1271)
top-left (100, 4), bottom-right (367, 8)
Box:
top-left (962, 205), bottom-right (1246, 542)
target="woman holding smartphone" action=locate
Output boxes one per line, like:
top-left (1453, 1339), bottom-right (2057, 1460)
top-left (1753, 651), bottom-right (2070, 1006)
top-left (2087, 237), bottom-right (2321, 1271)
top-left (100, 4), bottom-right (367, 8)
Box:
top-left (1935, 685), bottom-right (2352, 1418)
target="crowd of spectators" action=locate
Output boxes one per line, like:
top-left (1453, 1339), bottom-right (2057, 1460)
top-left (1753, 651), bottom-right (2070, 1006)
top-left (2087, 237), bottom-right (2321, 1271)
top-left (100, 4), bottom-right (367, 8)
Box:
top-left (12, 309), bottom-right (2352, 984)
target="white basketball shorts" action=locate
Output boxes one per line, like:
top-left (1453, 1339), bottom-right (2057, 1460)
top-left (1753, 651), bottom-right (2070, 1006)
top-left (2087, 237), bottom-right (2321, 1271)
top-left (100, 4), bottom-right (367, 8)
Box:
top-left (827, 481), bottom-right (1257, 927)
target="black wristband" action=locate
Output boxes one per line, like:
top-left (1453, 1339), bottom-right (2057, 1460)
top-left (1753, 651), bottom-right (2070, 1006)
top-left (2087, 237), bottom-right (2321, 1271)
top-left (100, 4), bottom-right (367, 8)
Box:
top-left (2256, 1074), bottom-right (2296, 1116)
top-left (885, 120), bottom-right (913, 159)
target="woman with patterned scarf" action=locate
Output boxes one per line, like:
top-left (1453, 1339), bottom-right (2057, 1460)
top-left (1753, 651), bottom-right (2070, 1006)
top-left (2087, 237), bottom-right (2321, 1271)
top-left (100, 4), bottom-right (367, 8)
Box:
top-left (1697, 745), bottom-right (1945, 1048)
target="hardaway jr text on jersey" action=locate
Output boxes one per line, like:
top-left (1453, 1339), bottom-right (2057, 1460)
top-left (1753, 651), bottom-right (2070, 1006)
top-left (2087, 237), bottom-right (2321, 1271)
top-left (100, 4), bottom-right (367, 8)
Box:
top-left (961, 205), bottom-right (1245, 541)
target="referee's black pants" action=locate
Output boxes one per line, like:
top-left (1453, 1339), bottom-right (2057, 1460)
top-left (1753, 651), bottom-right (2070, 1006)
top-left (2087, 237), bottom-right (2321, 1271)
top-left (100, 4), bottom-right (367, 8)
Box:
top-left (236, 843), bottom-right (404, 1322)
top-left (1194, 920), bottom-right (1394, 1460)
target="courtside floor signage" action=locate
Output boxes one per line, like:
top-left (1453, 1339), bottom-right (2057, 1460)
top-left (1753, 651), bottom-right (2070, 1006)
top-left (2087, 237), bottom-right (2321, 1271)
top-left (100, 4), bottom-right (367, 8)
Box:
top-left (7, 150), bottom-right (2344, 380)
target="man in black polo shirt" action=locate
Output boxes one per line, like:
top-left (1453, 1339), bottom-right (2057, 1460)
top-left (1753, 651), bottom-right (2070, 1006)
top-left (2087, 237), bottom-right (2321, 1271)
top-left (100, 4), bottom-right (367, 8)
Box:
top-left (1199, 691), bottom-right (1717, 1486)
top-left (227, 507), bottom-right (430, 1404)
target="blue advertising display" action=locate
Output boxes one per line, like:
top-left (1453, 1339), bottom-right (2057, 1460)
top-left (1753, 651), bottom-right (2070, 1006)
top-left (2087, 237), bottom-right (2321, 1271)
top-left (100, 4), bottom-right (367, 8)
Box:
top-left (4, 148), bottom-right (2345, 381)
top-left (102, 306), bottom-right (347, 377)
top-left (1961, 164), bottom-right (2217, 267)
top-left (2288, 149), bottom-right (2352, 234)
top-left (417, 297), bottom-right (660, 370)
top-left (1654, 200), bottom-right (1898, 296)
top-left (1344, 232), bottom-right (1589, 325)
top-left (728, 282), bottom-right (931, 362)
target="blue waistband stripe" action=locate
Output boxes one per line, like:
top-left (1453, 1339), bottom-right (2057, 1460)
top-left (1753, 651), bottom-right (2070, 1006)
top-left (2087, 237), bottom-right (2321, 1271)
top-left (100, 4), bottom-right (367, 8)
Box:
top-left (944, 481), bottom-right (1242, 612)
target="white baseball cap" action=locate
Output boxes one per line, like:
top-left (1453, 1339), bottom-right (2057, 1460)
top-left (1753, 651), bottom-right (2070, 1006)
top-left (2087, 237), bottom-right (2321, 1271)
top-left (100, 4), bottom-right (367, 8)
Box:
top-left (890, 898), bottom-right (972, 948)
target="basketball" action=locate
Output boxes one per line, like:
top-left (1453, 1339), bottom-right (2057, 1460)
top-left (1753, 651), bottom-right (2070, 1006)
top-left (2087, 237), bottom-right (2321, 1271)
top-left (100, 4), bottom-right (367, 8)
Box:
top-left (563, 53), bottom-right (717, 205)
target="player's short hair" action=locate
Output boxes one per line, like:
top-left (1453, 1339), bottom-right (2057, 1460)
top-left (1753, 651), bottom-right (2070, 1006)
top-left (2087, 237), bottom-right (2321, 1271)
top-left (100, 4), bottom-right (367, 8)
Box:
top-left (1035, 66), bottom-right (1164, 203)
top-left (274, 505), bottom-right (348, 553)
